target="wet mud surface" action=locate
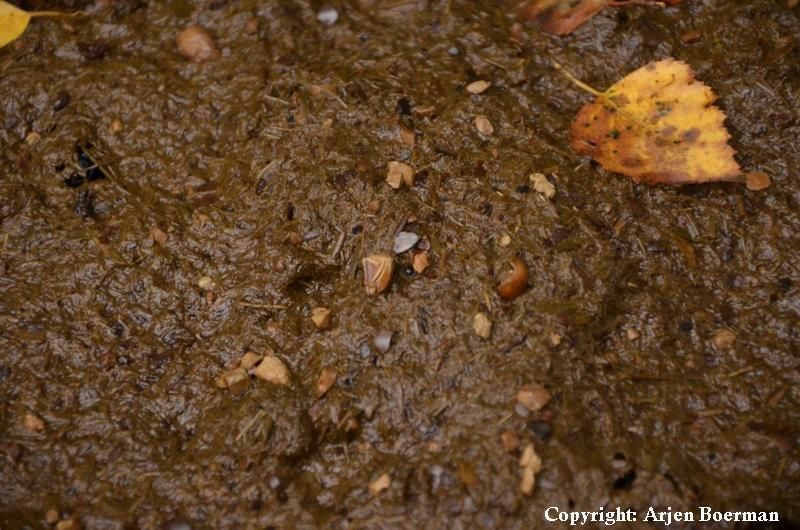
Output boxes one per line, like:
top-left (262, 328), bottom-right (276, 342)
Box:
top-left (1, 0), bottom-right (799, 528)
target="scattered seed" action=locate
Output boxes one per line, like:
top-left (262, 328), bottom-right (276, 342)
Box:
top-left (317, 6), bottom-right (338, 25)
top-left (316, 367), bottom-right (337, 398)
top-left (362, 254), bottom-right (394, 295)
top-left (713, 329), bottom-right (736, 350)
top-left (245, 17), bottom-right (259, 34)
top-left (109, 119), bottom-right (124, 134)
top-left (548, 332), bottom-right (562, 347)
top-left (24, 412), bottom-right (45, 432)
top-left (373, 329), bottom-right (393, 353)
top-left (745, 171), bottom-right (771, 191)
top-left (176, 25), bottom-right (219, 62)
top-left (530, 172), bottom-right (555, 199)
top-left (466, 80), bottom-right (491, 94)
top-left (497, 257), bottom-right (528, 300)
top-left (45, 509), bottom-right (60, 524)
top-left (366, 200), bottom-right (381, 214)
top-left (386, 161), bottom-right (414, 189)
top-left (216, 367), bottom-right (249, 391)
top-left (501, 430), bottom-right (519, 453)
top-left (681, 30), bottom-right (702, 44)
top-left (311, 307), bottom-right (332, 330)
top-left (458, 461), bottom-right (479, 487)
top-left (55, 518), bottom-right (81, 530)
top-left (516, 384), bottom-right (551, 412)
top-left (499, 234), bottom-right (511, 247)
top-left (626, 328), bottom-right (640, 340)
top-left (253, 356), bottom-right (291, 386)
top-left (474, 115), bottom-right (494, 135)
top-left (52, 90), bottom-right (71, 112)
top-left (399, 127), bottom-right (415, 146)
top-left (412, 251), bottom-right (430, 274)
top-left (369, 473), bottom-right (391, 496)
top-left (473, 312), bottom-right (492, 339)
top-left (239, 351), bottom-right (263, 370)
top-left (149, 224), bottom-right (167, 246)
top-left (197, 276), bottom-right (216, 291)
top-left (393, 231), bottom-right (420, 255)
top-left (25, 132), bottom-right (41, 145)
top-left (283, 231), bottom-right (303, 245)
top-left (519, 443), bottom-right (542, 496)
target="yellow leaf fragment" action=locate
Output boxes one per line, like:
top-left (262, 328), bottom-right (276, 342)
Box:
top-left (0, 1), bottom-right (31, 48)
top-left (569, 59), bottom-right (741, 185)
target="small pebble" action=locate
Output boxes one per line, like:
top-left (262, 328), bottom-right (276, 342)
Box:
top-left (474, 115), bottom-right (494, 135)
top-left (311, 307), bottom-right (332, 330)
top-left (393, 231), bottom-right (420, 254)
top-left (373, 329), bottom-right (393, 353)
top-left (447, 46), bottom-right (459, 56)
top-left (176, 25), bottom-right (219, 63)
top-left (530, 172), bottom-right (555, 199)
top-left (316, 367), bottom-right (337, 398)
top-left (253, 356), bottom-right (291, 386)
top-left (466, 80), bottom-right (491, 95)
top-left (369, 473), bottom-right (391, 496)
top-left (473, 312), bottom-right (492, 339)
top-left (516, 384), bottom-right (551, 412)
top-left (24, 412), bottom-right (45, 432)
top-left (317, 6), bottom-right (338, 25)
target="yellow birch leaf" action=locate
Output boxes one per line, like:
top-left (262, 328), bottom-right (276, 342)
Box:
top-left (0, 1), bottom-right (74, 48)
top-left (0, 1), bottom-right (31, 48)
top-left (569, 58), bottom-right (741, 185)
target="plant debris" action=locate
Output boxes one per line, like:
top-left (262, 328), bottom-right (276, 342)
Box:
top-left (369, 473), bottom-right (391, 496)
top-left (567, 59), bottom-right (741, 185)
top-left (530, 172), bottom-right (555, 199)
top-left (474, 115), bottom-right (494, 135)
top-left (386, 161), bottom-right (414, 189)
top-left (362, 254), bottom-right (394, 295)
top-left (520, 0), bottom-right (684, 36)
top-left (311, 307), bottom-right (332, 329)
top-left (316, 367), bottom-right (337, 398)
